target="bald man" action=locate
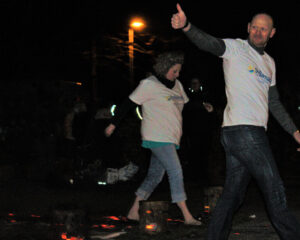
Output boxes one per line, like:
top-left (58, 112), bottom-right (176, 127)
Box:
top-left (172, 4), bottom-right (300, 240)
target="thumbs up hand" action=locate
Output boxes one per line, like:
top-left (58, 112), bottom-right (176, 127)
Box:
top-left (171, 3), bottom-right (188, 30)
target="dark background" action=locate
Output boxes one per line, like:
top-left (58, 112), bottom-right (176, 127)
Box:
top-left (4, 1), bottom-right (300, 101)
top-left (4, 1), bottom-right (300, 90)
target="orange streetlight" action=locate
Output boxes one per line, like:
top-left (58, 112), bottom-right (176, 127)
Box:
top-left (128, 18), bottom-right (145, 86)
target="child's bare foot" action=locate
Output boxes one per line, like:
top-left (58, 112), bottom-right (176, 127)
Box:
top-left (184, 218), bottom-right (202, 226)
top-left (127, 211), bottom-right (139, 221)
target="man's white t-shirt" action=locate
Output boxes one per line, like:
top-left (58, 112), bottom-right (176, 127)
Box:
top-left (221, 39), bottom-right (276, 128)
top-left (129, 75), bottom-right (189, 145)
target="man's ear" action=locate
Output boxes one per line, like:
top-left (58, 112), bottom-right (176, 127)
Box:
top-left (270, 28), bottom-right (276, 38)
top-left (247, 23), bottom-right (251, 34)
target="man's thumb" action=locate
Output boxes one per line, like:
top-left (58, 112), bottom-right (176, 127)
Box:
top-left (176, 3), bottom-right (183, 13)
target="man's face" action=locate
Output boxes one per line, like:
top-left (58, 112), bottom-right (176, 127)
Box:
top-left (247, 14), bottom-right (276, 48)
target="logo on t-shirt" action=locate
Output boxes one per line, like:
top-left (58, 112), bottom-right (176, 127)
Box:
top-left (165, 95), bottom-right (185, 108)
top-left (248, 65), bottom-right (255, 73)
top-left (248, 65), bottom-right (271, 84)
top-left (165, 95), bottom-right (184, 101)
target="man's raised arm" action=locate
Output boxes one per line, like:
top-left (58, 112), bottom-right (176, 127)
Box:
top-left (171, 3), bottom-right (225, 57)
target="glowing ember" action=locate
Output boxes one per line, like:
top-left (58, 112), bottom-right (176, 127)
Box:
top-left (61, 233), bottom-right (67, 239)
top-left (60, 233), bottom-right (84, 240)
top-left (204, 205), bottom-right (210, 213)
top-left (167, 218), bottom-right (184, 222)
top-left (105, 216), bottom-right (120, 221)
top-left (146, 210), bottom-right (152, 214)
top-left (101, 224), bottom-right (116, 229)
top-left (8, 213), bottom-right (14, 216)
top-left (145, 223), bottom-right (157, 231)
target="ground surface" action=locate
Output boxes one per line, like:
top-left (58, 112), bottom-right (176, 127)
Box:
top-left (1, 162), bottom-right (300, 240)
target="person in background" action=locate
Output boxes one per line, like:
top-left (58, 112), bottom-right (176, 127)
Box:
top-left (183, 77), bottom-right (215, 184)
top-left (104, 51), bottom-right (201, 225)
top-left (171, 3), bottom-right (300, 239)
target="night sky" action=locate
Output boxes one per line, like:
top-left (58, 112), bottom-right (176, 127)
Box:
top-left (3, 1), bottom-right (300, 106)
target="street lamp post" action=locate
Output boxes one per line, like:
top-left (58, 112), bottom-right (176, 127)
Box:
top-left (128, 28), bottom-right (134, 87)
top-left (128, 18), bottom-right (145, 87)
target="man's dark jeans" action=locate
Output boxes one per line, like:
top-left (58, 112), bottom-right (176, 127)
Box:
top-left (206, 125), bottom-right (300, 240)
